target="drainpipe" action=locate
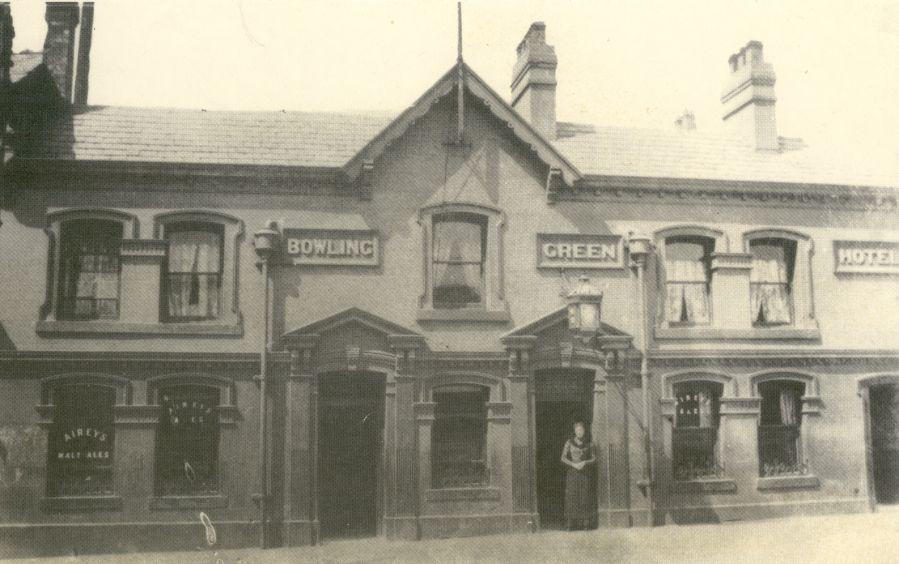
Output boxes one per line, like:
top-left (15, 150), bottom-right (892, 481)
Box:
top-left (628, 233), bottom-right (654, 526)
top-left (253, 221), bottom-right (281, 548)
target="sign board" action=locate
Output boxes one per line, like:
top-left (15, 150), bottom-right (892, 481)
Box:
top-left (833, 240), bottom-right (899, 274)
top-left (281, 229), bottom-right (380, 266)
top-left (537, 234), bottom-right (624, 269)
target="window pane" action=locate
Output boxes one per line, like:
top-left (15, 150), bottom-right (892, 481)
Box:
top-left (432, 389), bottom-right (489, 488)
top-left (47, 385), bottom-right (115, 496)
top-left (758, 381), bottom-right (804, 475)
top-left (665, 237), bottom-right (712, 324)
top-left (673, 381), bottom-right (722, 480)
top-left (154, 385), bottom-right (220, 495)
top-left (750, 239), bottom-right (795, 325)
top-left (432, 213), bottom-right (487, 309)
top-left (164, 224), bottom-right (223, 320)
top-left (59, 220), bottom-right (122, 320)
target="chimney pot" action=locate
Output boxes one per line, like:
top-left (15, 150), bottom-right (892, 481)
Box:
top-left (73, 2), bottom-right (94, 106)
top-left (675, 110), bottom-right (696, 131)
top-left (511, 22), bottom-right (557, 139)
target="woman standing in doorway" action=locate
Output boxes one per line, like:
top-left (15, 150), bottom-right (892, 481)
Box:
top-left (562, 421), bottom-right (595, 530)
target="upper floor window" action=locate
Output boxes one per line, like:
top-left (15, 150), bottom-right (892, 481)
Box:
top-left (758, 380), bottom-right (804, 476)
top-left (417, 203), bottom-right (508, 322)
top-left (154, 384), bottom-right (221, 495)
top-left (432, 212), bottom-right (487, 309)
top-left (673, 381), bottom-right (722, 480)
top-left (664, 236), bottom-right (713, 325)
top-left (46, 384), bottom-right (116, 496)
top-left (163, 222), bottom-right (224, 321)
top-left (749, 238), bottom-right (796, 326)
top-left (432, 386), bottom-right (489, 488)
top-left (58, 219), bottom-right (122, 320)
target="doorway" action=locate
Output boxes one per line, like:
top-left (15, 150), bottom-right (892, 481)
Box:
top-left (870, 383), bottom-right (899, 504)
top-left (318, 372), bottom-right (385, 538)
top-left (534, 369), bottom-right (594, 529)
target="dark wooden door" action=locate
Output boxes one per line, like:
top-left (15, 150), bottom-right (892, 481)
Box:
top-left (871, 384), bottom-right (899, 504)
top-left (318, 376), bottom-right (384, 538)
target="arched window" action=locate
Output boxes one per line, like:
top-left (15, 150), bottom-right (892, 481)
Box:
top-left (46, 383), bottom-right (116, 496)
top-left (758, 380), bottom-right (805, 476)
top-left (672, 380), bottom-right (723, 480)
top-left (664, 236), bottom-right (714, 325)
top-left (57, 219), bottom-right (123, 320)
top-left (432, 212), bottom-right (488, 309)
top-left (162, 222), bottom-right (224, 321)
top-left (153, 383), bottom-right (222, 495)
top-left (749, 238), bottom-right (797, 326)
top-left (418, 203), bottom-right (507, 322)
top-left (431, 385), bottom-right (489, 488)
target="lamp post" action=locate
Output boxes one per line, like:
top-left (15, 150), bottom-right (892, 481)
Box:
top-left (566, 275), bottom-right (603, 345)
top-left (253, 220), bottom-right (280, 548)
top-left (627, 233), bottom-right (654, 526)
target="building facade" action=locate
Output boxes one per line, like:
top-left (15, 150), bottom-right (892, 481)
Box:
top-left (1, 3), bottom-right (897, 557)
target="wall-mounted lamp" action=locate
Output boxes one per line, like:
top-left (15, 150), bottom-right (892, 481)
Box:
top-left (566, 275), bottom-right (603, 341)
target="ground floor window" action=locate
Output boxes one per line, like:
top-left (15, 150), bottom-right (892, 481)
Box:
top-left (673, 381), bottom-right (723, 480)
top-left (432, 386), bottom-right (489, 488)
top-left (154, 385), bottom-right (220, 495)
top-left (46, 384), bottom-right (116, 496)
top-left (758, 380), bottom-right (804, 476)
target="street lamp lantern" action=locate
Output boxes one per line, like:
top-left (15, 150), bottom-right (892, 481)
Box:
top-left (567, 275), bottom-right (603, 338)
top-left (628, 233), bottom-right (653, 262)
top-left (253, 221), bottom-right (281, 262)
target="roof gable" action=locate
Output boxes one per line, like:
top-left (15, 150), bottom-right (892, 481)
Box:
top-left (503, 306), bottom-right (632, 343)
top-left (281, 307), bottom-right (421, 342)
top-left (343, 62), bottom-right (582, 187)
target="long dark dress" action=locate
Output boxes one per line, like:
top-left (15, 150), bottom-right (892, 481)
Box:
top-left (562, 438), bottom-right (594, 523)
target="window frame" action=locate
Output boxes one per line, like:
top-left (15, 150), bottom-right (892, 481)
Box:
top-left (42, 209), bottom-right (139, 323)
top-left (56, 219), bottom-right (125, 321)
top-left (748, 237), bottom-right (798, 327)
top-left (153, 211), bottom-right (244, 328)
top-left (161, 221), bottom-right (226, 322)
top-left (757, 380), bottom-right (805, 476)
top-left (743, 229), bottom-right (815, 331)
top-left (417, 203), bottom-right (508, 322)
top-left (671, 380), bottom-right (725, 481)
top-left (430, 385), bottom-right (490, 489)
top-left (655, 226), bottom-right (724, 328)
top-left (431, 212), bottom-right (488, 310)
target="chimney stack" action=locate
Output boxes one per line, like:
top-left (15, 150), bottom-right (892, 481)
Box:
top-left (720, 40), bottom-right (778, 151)
top-left (43, 2), bottom-right (93, 106)
top-left (0, 2), bottom-right (13, 84)
top-left (511, 22), bottom-right (557, 139)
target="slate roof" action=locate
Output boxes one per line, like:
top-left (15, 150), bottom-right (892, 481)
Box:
top-left (9, 51), bottom-right (42, 82)
top-left (9, 59), bottom-right (897, 190)
top-left (46, 106), bottom-right (395, 168)
top-left (553, 123), bottom-right (898, 189)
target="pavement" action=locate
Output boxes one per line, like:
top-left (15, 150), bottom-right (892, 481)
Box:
top-left (9, 510), bottom-right (899, 563)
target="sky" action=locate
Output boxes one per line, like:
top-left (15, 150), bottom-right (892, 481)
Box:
top-left (8, 0), bottom-right (899, 162)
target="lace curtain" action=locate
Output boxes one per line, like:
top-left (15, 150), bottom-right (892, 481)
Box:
top-left (665, 240), bottom-right (710, 323)
top-left (750, 242), bottom-right (792, 324)
top-left (433, 217), bottom-right (484, 306)
top-left (166, 229), bottom-right (222, 319)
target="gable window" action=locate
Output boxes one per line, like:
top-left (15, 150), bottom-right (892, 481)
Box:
top-left (163, 222), bottom-right (224, 321)
top-left (664, 236), bottom-right (713, 324)
top-left (417, 203), bottom-right (507, 322)
top-left (750, 238), bottom-right (796, 326)
top-left (432, 386), bottom-right (489, 488)
top-left (154, 385), bottom-right (220, 495)
top-left (673, 381), bottom-right (722, 480)
top-left (758, 380), bottom-right (804, 476)
top-left (58, 220), bottom-right (122, 320)
top-left (46, 384), bottom-right (115, 496)
top-left (432, 212), bottom-right (487, 309)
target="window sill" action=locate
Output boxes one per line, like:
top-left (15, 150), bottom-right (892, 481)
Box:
top-left (426, 487), bottom-right (501, 502)
top-left (149, 494), bottom-right (228, 510)
top-left (37, 320), bottom-right (243, 337)
top-left (655, 326), bottom-right (820, 341)
top-left (757, 475), bottom-right (820, 491)
top-left (417, 308), bottom-right (510, 323)
top-left (41, 495), bottom-right (123, 512)
top-left (672, 478), bottom-right (737, 494)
